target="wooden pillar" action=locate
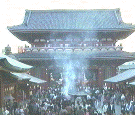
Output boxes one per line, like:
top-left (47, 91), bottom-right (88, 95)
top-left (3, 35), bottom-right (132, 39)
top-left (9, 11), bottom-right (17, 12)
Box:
top-left (14, 84), bottom-right (18, 101)
top-left (26, 85), bottom-right (30, 99)
top-left (0, 79), bottom-right (2, 108)
top-left (97, 67), bottom-right (104, 87)
top-left (0, 78), bottom-right (4, 111)
top-left (23, 80), bottom-right (30, 100)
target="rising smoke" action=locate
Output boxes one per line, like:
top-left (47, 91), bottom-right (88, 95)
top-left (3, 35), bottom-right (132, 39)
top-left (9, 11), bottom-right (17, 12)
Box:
top-left (51, 33), bottom-right (94, 96)
top-left (54, 54), bottom-right (87, 96)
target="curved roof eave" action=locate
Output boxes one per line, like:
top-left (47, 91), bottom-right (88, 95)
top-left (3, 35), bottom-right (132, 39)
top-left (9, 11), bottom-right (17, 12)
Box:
top-left (12, 73), bottom-right (46, 84)
top-left (14, 51), bottom-right (135, 60)
top-left (0, 54), bottom-right (33, 73)
top-left (7, 8), bottom-right (135, 34)
top-left (8, 28), bottom-right (135, 33)
top-left (104, 69), bottom-right (135, 83)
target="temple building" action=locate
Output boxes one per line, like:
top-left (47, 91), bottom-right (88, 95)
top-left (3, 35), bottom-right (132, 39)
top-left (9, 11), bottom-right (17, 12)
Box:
top-left (8, 8), bottom-right (135, 88)
top-left (0, 54), bottom-right (46, 109)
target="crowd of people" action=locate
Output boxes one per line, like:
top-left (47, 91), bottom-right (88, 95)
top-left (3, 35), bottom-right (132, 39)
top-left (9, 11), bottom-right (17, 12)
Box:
top-left (2, 84), bottom-right (135, 115)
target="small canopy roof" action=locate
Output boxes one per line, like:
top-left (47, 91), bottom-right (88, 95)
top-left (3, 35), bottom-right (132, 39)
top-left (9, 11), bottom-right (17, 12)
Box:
top-left (129, 81), bottom-right (135, 85)
top-left (104, 69), bottom-right (135, 83)
top-left (0, 54), bottom-right (32, 72)
top-left (118, 64), bottom-right (135, 70)
top-left (129, 82), bottom-right (135, 85)
top-left (4, 95), bottom-right (15, 100)
top-left (12, 73), bottom-right (46, 84)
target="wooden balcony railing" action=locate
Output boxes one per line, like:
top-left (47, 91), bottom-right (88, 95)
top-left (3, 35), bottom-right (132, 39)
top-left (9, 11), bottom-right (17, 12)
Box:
top-left (18, 46), bottom-right (123, 53)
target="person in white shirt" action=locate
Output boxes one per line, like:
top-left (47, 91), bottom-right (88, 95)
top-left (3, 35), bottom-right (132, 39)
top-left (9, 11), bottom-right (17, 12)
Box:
top-left (53, 93), bottom-right (57, 100)
top-left (4, 109), bottom-right (9, 115)
top-left (20, 108), bottom-right (25, 115)
top-left (121, 94), bottom-right (125, 103)
top-left (87, 94), bottom-right (91, 100)
top-left (43, 101), bottom-right (50, 111)
top-left (102, 103), bottom-right (108, 114)
top-left (85, 103), bottom-right (91, 111)
top-left (125, 102), bottom-right (130, 114)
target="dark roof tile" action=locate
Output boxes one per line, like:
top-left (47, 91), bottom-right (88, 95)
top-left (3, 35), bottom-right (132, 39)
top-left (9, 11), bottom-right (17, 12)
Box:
top-left (8, 9), bottom-right (135, 31)
top-left (13, 51), bottom-right (135, 60)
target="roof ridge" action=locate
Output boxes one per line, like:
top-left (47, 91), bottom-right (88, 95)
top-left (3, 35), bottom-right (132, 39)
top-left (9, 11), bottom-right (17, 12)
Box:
top-left (25, 8), bottom-right (120, 13)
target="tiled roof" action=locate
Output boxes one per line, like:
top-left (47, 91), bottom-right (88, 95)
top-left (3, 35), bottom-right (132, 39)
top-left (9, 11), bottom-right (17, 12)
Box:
top-left (13, 50), bottom-right (135, 60)
top-left (129, 81), bottom-right (135, 85)
top-left (104, 69), bottom-right (135, 83)
top-left (0, 71), bottom-right (18, 83)
top-left (8, 9), bottom-right (135, 31)
top-left (0, 54), bottom-right (32, 72)
top-left (12, 73), bottom-right (46, 84)
top-left (119, 64), bottom-right (135, 70)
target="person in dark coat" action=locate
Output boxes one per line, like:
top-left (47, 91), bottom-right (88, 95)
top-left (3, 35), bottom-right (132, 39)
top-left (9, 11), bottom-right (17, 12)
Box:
top-left (12, 101), bottom-right (18, 115)
top-left (106, 102), bottom-right (111, 115)
top-left (87, 106), bottom-right (94, 115)
top-left (28, 99), bottom-right (37, 115)
top-left (132, 102), bottom-right (135, 115)
top-left (121, 101), bottom-right (126, 115)
top-left (76, 106), bottom-right (85, 115)
top-left (110, 102), bottom-right (115, 114)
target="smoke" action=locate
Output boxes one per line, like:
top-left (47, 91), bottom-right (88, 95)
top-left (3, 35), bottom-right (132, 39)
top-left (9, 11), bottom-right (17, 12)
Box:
top-left (53, 55), bottom-right (87, 96)
top-left (51, 34), bottom-right (94, 96)
top-left (62, 60), bottom-right (81, 95)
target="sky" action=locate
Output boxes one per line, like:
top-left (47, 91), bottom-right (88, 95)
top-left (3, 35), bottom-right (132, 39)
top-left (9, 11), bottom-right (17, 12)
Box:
top-left (1, 0), bottom-right (135, 53)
